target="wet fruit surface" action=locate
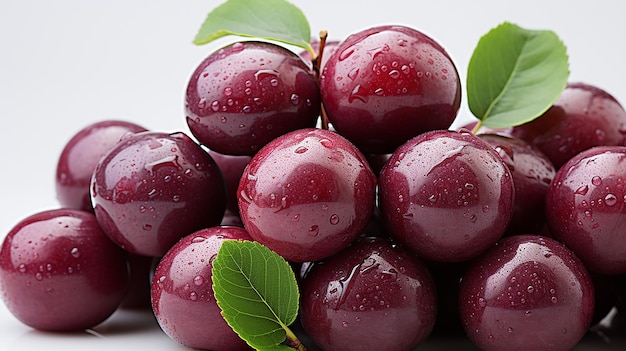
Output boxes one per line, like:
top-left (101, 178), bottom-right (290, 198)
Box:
top-left (237, 128), bottom-right (377, 262)
top-left (321, 25), bottom-right (461, 154)
top-left (151, 226), bottom-right (251, 351)
top-left (185, 41), bottom-right (321, 156)
top-left (91, 131), bottom-right (226, 257)
top-left (208, 150), bottom-right (251, 215)
top-left (55, 120), bottom-right (148, 212)
top-left (0, 209), bottom-right (129, 331)
top-left (478, 133), bottom-right (555, 234)
top-left (511, 82), bottom-right (626, 169)
top-left (300, 236), bottom-right (437, 351)
top-left (546, 145), bottom-right (626, 274)
top-left (458, 235), bottom-right (595, 351)
top-left (378, 129), bottom-right (514, 262)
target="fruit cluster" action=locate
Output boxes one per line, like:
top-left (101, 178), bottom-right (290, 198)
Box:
top-left (2, 5), bottom-right (626, 351)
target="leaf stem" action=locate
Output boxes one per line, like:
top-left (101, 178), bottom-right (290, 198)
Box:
top-left (285, 326), bottom-right (307, 351)
top-left (471, 120), bottom-right (482, 134)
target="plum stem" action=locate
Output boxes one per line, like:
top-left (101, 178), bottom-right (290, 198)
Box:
top-left (315, 30), bottom-right (330, 131)
top-left (312, 29), bottom-right (328, 76)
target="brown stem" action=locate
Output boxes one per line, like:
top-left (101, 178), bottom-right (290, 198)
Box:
top-left (315, 30), bottom-right (330, 131)
top-left (320, 103), bottom-right (330, 131)
top-left (314, 29), bottom-right (328, 75)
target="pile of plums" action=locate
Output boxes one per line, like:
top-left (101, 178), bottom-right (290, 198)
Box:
top-left (2, 23), bottom-right (626, 351)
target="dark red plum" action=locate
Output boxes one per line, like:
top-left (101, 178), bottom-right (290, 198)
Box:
top-left (208, 150), bottom-right (251, 214)
top-left (185, 41), bottom-right (321, 156)
top-left (378, 129), bottom-right (514, 262)
top-left (459, 235), bottom-right (595, 351)
top-left (546, 146), bottom-right (626, 275)
top-left (0, 209), bottom-right (129, 331)
top-left (91, 131), bottom-right (226, 257)
top-left (120, 253), bottom-right (155, 309)
top-left (320, 25), bottom-right (461, 154)
top-left (237, 128), bottom-right (376, 262)
top-left (56, 120), bottom-right (147, 212)
top-left (511, 82), bottom-right (626, 169)
top-left (478, 134), bottom-right (555, 234)
top-left (300, 236), bottom-right (437, 351)
top-left (151, 226), bottom-right (251, 351)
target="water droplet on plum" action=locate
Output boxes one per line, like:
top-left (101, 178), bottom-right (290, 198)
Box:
top-left (193, 275), bottom-right (204, 286)
top-left (478, 297), bottom-right (486, 308)
top-left (605, 193), bottom-right (617, 206)
top-left (70, 247), bottom-right (80, 259)
top-left (319, 138), bottom-right (333, 148)
top-left (592, 176), bottom-right (602, 186)
top-left (348, 84), bottom-right (368, 103)
top-left (290, 93), bottom-right (300, 105)
top-left (575, 185), bottom-right (589, 195)
top-left (389, 70), bottom-right (400, 79)
top-left (231, 42), bottom-right (244, 52)
top-left (308, 225), bottom-right (319, 237)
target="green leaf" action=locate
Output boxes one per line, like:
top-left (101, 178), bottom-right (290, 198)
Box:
top-left (212, 240), bottom-right (302, 351)
top-left (193, 0), bottom-right (313, 54)
top-left (467, 22), bottom-right (569, 129)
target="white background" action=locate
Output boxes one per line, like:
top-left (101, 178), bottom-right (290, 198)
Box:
top-left (1, 0), bottom-right (625, 350)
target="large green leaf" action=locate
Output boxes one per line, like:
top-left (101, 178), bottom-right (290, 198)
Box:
top-left (193, 0), bottom-right (313, 53)
top-left (212, 240), bottom-right (302, 350)
top-left (467, 22), bottom-right (569, 129)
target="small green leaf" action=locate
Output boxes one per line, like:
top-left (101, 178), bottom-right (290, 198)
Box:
top-left (212, 240), bottom-right (302, 351)
top-left (467, 22), bottom-right (569, 129)
top-left (194, 0), bottom-right (313, 54)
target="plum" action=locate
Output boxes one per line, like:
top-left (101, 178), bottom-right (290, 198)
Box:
top-left (0, 209), bottom-right (129, 331)
top-left (459, 235), bottom-right (594, 351)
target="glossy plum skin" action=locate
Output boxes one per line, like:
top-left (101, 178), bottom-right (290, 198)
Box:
top-left (91, 131), bottom-right (226, 257)
top-left (209, 150), bottom-right (251, 215)
top-left (478, 134), bottom-right (555, 234)
top-left (546, 146), bottom-right (626, 275)
top-left (237, 128), bottom-right (377, 262)
top-left (459, 235), bottom-right (595, 351)
top-left (151, 226), bottom-right (251, 351)
top-left (56, 120), bottom-right (147, 212)
top-left (511, 82), bottom-right (626, 169)
top-left (300, 236), bottom-right (437, 351)
top-left (120, 253), bottom-right (155, 309)
top-left (0, 209), bottom-right (129, 331)
top-left (321, 25), bottom-right (461, 154)
top-left (185, 41), bottom-right (321, 156)
top-left (378, 129), bottom-right (514, 262)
